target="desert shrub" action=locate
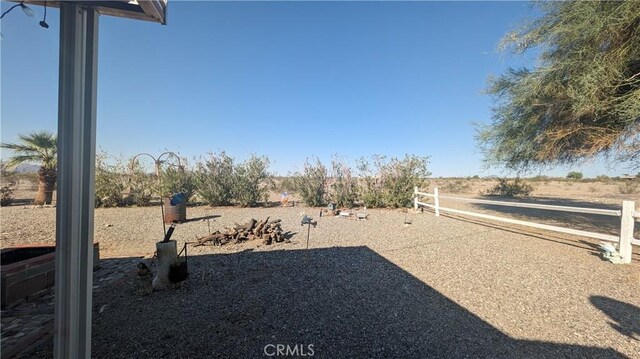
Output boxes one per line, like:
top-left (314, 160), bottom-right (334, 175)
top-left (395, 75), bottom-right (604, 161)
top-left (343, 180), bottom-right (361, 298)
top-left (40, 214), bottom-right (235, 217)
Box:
top-left (618, 180), bottom-right (639, 195)
top-left (328, 157), bottom-right (357, 208)
top-left (441, 179), bottom-right (472, 194)
top-left (95, 152), bottom-right (125, 208)
top-left (566, 171), bottom-right (583, 180)
top-left (274, 176), bottom-right (296, 193)
top-left (233, 155), bottom-right (272, 207)
top-left (159, 161), bottom-right (197, 204)
top-left (530, 175), bottom-right (551, 182)
top-left (292, 158), bottom-right (327, 207)
top-left (127, 158), bottom-right (156, 206)
top-left (357, 154), bottom-right (431, 208)
top-left (195, 151), bottom-right (235, 206)
top-left (595, 175), bottom-right (610, 181)
top-left (0, 184), bottom-right (15, 206)
top-left (485, 178), bottom-right (533, 197)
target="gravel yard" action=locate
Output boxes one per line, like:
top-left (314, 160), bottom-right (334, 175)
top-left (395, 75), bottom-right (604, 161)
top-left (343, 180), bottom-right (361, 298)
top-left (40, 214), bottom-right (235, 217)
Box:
top-left (2, 204), bottom-right (639, 358)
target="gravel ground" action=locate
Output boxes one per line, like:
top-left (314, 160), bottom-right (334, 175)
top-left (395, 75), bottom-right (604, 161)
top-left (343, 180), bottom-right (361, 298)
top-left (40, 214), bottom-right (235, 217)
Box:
top-left (2, 204), bottom-right (639, 358)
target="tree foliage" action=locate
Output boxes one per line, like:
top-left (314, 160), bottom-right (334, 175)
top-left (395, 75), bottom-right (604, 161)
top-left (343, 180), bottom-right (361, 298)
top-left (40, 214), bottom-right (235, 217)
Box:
top-left (357, 154), bottom-right (431, 208)
top-left (1, 131), bottom-right (58, 204)
top-left (478, 1), bottom-right (640, 170)
top-left (329, 156), bottom-right (358, 208)
top-left (566, 171), bottom-right (583, 180)
top-left (233, 155), bottom-right (272, 207)
top-left (195, 151), bottom-right (235, 206)
top-left (292, 158), bottom-right (328, 207)
top-left (0, 131), bottom-right (57, 170)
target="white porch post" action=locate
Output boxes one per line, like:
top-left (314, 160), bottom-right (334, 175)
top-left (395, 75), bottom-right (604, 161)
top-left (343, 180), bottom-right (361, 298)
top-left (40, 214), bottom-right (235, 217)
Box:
top-left (434, 187), bottom-right (440, 217)
top-left (54, 3), bottom-right (99, 358)
top-left (619, 201), bottom-right (635, 264)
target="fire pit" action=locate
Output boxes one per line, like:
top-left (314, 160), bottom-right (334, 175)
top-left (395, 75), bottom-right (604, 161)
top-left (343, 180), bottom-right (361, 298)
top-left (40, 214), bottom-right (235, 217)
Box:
top-left (1, 243), bottom-right (99, 309)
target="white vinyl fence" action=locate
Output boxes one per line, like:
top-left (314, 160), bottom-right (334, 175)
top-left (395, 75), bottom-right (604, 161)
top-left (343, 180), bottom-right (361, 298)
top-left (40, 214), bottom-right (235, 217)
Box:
top-left (414, 187), bottom-right (638, 264)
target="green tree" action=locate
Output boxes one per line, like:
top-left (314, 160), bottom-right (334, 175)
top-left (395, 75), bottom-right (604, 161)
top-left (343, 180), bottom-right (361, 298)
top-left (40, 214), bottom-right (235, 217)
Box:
top-left (566, 171), bottom-right (583, 180)
top-left (1, 131), bottom-right (57, 204)
top-left (478, 1), bottom-right (640, 170)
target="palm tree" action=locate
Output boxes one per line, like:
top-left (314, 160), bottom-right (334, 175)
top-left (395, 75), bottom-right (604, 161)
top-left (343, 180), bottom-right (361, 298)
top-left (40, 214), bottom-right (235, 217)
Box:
top-left (1, 131), bottom-right (57, 204)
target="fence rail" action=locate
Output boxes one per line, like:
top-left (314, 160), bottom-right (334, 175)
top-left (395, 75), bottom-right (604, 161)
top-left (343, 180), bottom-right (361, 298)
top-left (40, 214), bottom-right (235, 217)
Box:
top-left (414, 187), bottom-right (637, 264)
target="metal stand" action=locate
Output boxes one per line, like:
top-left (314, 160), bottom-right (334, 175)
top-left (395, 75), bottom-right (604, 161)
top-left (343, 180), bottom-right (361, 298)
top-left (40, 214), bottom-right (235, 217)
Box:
top-left (54, 3), bottom-right (99, 358)
top-left (301, 216), bottom-right (317, 261)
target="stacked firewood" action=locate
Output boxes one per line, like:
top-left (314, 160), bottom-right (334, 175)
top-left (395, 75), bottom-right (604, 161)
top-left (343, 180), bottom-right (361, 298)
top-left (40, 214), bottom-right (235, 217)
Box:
top-left (194, 217), bottom-right (291, 246)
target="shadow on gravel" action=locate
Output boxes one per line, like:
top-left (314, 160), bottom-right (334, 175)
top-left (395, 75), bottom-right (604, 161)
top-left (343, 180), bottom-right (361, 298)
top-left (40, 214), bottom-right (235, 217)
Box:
top-left (21, 248), bottom-right (625, 358)
top-left (469, 196), bottom-right (627, 237)
top-left (591, 296), bottom-right (640, 341)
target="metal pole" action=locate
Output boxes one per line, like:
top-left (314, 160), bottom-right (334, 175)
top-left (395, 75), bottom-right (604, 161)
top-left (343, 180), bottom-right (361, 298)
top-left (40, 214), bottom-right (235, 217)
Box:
top-left (54, 3), bottom-right (98, 358)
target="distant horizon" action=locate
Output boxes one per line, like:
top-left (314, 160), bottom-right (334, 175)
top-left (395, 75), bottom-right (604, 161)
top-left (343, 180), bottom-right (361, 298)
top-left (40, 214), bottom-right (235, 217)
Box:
top-left (1, 2), bottom-right (632, 178)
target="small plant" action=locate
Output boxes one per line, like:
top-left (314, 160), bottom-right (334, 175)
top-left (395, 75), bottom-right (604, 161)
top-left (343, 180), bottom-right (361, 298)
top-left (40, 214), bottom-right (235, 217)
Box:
top-left (0, 184), bottom-right (15, 206)
top-left (441, 179), bottom-right (472, 194)
top-left (566, 171), bottom-right (583, 180)
top-left (618, 180), bottom-right (639, 195)
top-left (485, 178), bottom-right (533, 198)
top-left (595, 175), bottom-right (610, 182)
top-left (292, 158), bottom-right (327, 207)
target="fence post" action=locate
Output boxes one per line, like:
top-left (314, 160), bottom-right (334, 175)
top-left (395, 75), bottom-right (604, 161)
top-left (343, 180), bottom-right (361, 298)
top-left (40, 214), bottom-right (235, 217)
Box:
top-left (434, 187), bottom-right (440, 217)
top-left (619, 200), bottom-right (634, 264)
top-left (413, 186), bottom-right (418, 212)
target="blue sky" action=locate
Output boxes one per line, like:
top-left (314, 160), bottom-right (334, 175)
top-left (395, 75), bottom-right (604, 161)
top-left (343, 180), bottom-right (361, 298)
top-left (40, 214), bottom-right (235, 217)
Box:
top-left (0, 1), bottom-right (625, 177)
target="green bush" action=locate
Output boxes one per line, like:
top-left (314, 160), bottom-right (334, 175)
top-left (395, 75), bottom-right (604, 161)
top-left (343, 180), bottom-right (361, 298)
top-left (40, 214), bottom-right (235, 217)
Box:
top-left (328, 157), bottom-right (357, 208)
top-left (233, 155), bottom-right (272, 207)
top-left (159, 161), bottom-right (197, 203)
top-left (486, 178), bottom-right (533, 198)
top-left (292, 158), bottom-right (327, 207)
top-left (441, 179), bottom-right (472, 194)
top-left (357, 154), bottom-right (431, 208)
top-left (95, 152), bottom-right (125, 208)
top-left (195, 152), bottom-right (235, 206)
top-left (566, 171), bottom-right (583, 180)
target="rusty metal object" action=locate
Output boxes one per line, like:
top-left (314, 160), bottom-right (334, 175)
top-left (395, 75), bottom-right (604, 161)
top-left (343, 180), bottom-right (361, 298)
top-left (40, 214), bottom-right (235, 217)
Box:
top-left (163, 198), bottom-right (186, 224)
